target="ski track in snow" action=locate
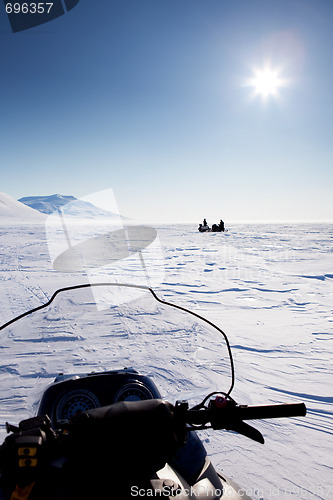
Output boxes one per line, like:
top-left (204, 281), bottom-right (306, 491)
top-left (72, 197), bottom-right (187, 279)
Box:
top-left (0, 220), bottom-right (332, 499)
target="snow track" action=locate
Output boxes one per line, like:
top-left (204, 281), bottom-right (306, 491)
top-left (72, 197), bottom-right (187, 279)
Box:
top-left (0, 220), bottom-right (332, 499)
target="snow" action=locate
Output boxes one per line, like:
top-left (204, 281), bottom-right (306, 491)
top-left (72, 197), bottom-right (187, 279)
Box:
top-left (0, 192), bottom-right (44, 220)
top-left (0, 214), bottom-right (332, 499)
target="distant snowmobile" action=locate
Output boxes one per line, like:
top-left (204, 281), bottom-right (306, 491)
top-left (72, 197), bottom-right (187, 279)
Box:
top-left (198, 223), bottom-right (211, 232)
top-left (199, 219), bottom-right (225, 232)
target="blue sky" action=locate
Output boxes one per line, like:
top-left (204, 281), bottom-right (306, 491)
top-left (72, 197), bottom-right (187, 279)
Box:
top-left (1, 0), bottom-right (332, 222)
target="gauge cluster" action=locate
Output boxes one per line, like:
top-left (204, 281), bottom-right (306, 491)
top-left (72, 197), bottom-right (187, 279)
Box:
top-left (37, 368), bottom-right (161, 427)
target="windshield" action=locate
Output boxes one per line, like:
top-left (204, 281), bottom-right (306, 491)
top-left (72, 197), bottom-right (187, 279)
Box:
top-left (0, 283), bottom-right (233, 437)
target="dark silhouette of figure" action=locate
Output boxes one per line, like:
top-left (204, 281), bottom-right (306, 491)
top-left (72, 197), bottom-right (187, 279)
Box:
top-left (211, 219), bottom-right (225, 232)
top-left (198, 220), bottom-right (211, 232)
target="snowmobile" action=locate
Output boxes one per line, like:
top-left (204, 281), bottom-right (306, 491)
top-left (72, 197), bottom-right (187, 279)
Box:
top-left (198, 224), bottom-right (211, 232)
top-left (0, 283), bottom-right (306, 500)
top-left (198, 222), bottom-right (226, 232)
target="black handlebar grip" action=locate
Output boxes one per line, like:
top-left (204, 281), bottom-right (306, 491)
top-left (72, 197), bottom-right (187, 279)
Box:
top-left (235, 403), bottom-right (307, 421)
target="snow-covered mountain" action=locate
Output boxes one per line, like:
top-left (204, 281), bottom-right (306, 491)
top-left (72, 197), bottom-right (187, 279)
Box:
top-left (0, 192), bottom-right (44, 220)
top-left (19, 194), bottom-right (121, 219)
top-left (19, 194), bottom-right (77, 214)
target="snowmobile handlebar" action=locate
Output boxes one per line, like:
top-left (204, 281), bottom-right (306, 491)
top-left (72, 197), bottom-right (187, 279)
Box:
top-left (184, 398), bottom-right (306, 425)
top-left (187, 400), bottom-right (306, 424)
top-left (222, 402), bottom-right (307, 421)
top-left (176, 398), bottom-right (307, 443)
top-left (67, 398), bottom-right (306, 447)
top-left (0, 398), bottom-right (307, 490)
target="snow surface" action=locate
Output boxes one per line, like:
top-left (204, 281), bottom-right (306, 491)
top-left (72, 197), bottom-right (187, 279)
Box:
top-left (0, 218), bottom-right (332, 499)
top-left (0, 192), bottom-right (44, 220)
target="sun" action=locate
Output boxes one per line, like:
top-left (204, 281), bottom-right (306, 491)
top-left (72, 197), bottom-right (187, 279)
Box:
top-left (249, 67), bottom-right (285, 98)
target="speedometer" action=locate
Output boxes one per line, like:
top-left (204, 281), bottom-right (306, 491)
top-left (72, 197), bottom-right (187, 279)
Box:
top-left (55, 390), bottom-right (100, 423)
top-left (114, 382), bottom-right (154, 402)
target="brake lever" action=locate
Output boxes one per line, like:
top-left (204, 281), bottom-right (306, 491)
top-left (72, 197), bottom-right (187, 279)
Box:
top-left (220, 420), bottom-right (264, 443)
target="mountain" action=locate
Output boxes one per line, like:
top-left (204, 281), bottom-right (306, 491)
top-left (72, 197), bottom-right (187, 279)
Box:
top-left (19, 194), bottom-right (122, 220)
top-left (19, 194), bottom-right (77, 214)
top-left (0, 192), bottom-right (44, 220)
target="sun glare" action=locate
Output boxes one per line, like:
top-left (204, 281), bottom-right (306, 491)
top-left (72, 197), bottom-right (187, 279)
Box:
top-left (249, 67), bottom-right (285, 99)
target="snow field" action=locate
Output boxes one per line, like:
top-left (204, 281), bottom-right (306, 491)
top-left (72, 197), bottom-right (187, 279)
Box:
top-left (0, 220), bottom-right (332, 499)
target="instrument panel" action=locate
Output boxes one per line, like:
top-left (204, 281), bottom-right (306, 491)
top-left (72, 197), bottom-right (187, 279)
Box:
top-left (38, 369), bottom-right (161, 427)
